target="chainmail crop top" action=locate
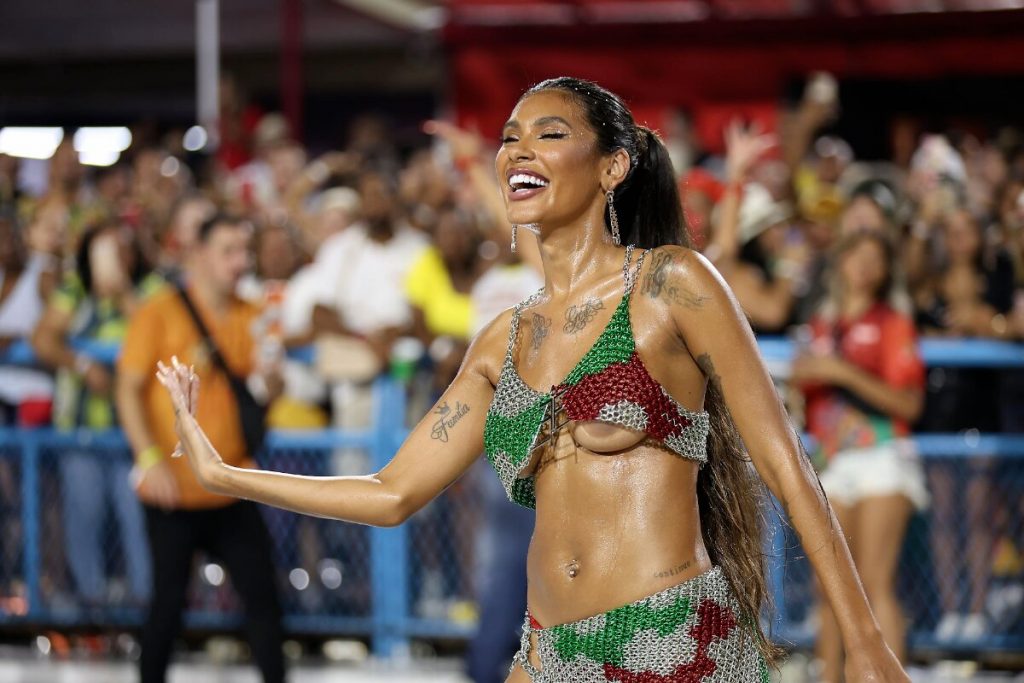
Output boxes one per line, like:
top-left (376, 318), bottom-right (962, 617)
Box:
top-left (483, 245), bottom-right (710, 509)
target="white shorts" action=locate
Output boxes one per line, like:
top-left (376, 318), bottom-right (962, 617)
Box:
top-left (819, 438), bottom-right (930, 511)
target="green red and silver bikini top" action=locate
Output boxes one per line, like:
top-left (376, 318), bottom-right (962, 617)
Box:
top-left (483, 245), bottom-right (710, 509)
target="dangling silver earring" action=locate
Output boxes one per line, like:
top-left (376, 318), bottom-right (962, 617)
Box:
top-left (511, 224), bottom-right (518, 253)
top-left (606, 190), bottom-right (621, 246)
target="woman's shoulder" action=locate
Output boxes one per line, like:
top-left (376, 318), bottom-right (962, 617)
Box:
top-left (461, 306), bottom-right (517, 386)
top-left (638, 244), bottom-right (731, 313)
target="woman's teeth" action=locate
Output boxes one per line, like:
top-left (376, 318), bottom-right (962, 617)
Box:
top-left (509, 174), bottom-right (549, 192)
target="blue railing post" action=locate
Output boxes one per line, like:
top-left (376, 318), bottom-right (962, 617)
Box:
top-left (369, 378), bottom-right (410, 658)
top-left (20, 428), bottom-right (41, 620)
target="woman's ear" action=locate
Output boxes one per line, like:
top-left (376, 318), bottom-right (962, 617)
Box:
top-left (603, 148), bottom-right (631, 193)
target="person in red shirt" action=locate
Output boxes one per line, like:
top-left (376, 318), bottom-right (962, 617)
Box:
top-left (793, 230), bottom-right (927, 683)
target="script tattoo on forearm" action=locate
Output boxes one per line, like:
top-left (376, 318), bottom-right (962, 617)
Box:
top-left (563, 298), bottom-right (604, 334)
top-left (653, 558), bottom-right (694, 579)
top-left (430, 400), bottom-right (471, 442)
top-left (641, 251), bottom-right (708, 309)
top-left (529, 313), bottom-right (551, 353)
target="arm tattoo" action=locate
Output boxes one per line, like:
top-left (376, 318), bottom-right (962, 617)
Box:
top-left (641, 251), bottom-right (709, 310)
top-left (653, 558), bottom-right (694, 579)
top-left (529, 313), bottom-right (551, 353)
top-left (430, 400), bottom-right (471, 442)
top-left (563, 298), bottom-right (604, 335)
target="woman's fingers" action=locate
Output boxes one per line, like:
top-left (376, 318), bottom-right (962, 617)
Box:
top-left (172, 356), bottom-right (191, 393)
top-left (156, 361), bottom-right (190, 414)
top-left (189, 365), bottom-right (200, 416)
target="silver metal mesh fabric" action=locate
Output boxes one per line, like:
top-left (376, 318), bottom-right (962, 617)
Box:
top-left (596, 400), bottom-right (649, 432)
top-left (511, 566), bottom-right (768, 682)
top-left (661, 387), bottom-right (711, 466)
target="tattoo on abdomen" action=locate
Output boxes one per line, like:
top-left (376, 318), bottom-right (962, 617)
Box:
top-left (642, 251), bottom-right (709, 309)
top-left (563, 298), bottom-right (604, 334)
top-left (653, 558), bottom-right (694, 579)
top-left (430, 400), bottom-right (470, 442)
top-left (529, 313), bottom-right (551, 353)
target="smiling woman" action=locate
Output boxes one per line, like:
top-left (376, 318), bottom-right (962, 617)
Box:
top-left (155, 78), bottom-right (911, 683)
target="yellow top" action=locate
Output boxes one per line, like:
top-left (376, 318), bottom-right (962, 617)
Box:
top-left (403, 247), bottom-right (474, 340)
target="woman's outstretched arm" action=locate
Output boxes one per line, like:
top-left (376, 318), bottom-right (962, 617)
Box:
top-left (157, 311), bottom-right (510, 528)
top-left (649, 245), bottom-right (909, 682)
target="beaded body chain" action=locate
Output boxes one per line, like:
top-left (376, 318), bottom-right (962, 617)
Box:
top-left (483, 246), bottom-right (710, 509)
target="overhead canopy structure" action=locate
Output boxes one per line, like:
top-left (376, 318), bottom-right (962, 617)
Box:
top-left (0, 0), bottom-right (442, 126)
top-left (443, 0), bottom-right (1024, 151)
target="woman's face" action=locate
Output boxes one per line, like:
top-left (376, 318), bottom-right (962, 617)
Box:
top-left (755, 222), bottom-right (787, 256)
top-left (89, 228), bottom-right (133, 297)
top-left (496, 90), bottom-right (608, 229)
top-left (838, 196), bottom-right (887, 237)
top-left (839, 238), bottom-right (888, 300)
top-left (27, 202), bottom-right (67, 256)
top-left (943, 210), bottom-right (980, 261)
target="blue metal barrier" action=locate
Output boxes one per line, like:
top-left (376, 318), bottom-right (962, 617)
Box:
top-left (1, 339), bottom-right (1023, 658)
top-left (1, 421), bottom-right (1021, 656)
top-left (7, 336), bottom-right (1024, 370)
top-left (757, 336), bottom-right (1024, 368)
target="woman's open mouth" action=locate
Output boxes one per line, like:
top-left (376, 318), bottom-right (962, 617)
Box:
top-left (506, 169), bottom-right (549, 201)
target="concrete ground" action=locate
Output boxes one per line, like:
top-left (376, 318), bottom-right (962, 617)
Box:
top-left (0, 648), bottom-right (1019, 682)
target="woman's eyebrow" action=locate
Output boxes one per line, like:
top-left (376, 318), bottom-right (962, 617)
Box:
top-left (502, 116), bottom-right (573, 131)
top-left (533, 116), bottom-right (572, 128)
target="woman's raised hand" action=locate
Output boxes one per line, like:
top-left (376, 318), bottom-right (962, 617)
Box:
top-left (422, 120), bottom-right (484, 162)
top-left (724, 119), bottom-right (776, 184)
top-left (155, 357), bottom-right (225, 489)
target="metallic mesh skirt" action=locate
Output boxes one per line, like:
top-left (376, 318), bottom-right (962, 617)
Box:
top-left (512, 566), bottom-right (770, 682)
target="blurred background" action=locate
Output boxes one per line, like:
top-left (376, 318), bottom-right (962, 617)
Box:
top-left (1, 0), bottom-right (1024, 681)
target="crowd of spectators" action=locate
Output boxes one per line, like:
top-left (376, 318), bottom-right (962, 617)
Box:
top-left (0, 74), bottom-right (1022, 664)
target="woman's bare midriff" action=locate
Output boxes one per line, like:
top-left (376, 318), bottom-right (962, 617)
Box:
top-left (523, 425), bottom-right (711, 629)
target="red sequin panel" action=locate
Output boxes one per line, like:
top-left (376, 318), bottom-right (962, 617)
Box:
top-left (556, 352), bottom-right (691, 440)
top-left (602, 599), bottom-right (739, 683)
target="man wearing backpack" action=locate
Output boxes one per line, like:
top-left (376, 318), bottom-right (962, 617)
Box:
top-left (116, 213), bottom-right (285, 683)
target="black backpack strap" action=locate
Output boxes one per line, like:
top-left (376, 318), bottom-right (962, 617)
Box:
top-left (173, 278), bottom-right (234, 380)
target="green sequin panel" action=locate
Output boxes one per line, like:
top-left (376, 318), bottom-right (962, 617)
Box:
top-left (484, 396), bottom-right (549, 508)
top-left (550, 595), bottom-right (693, 667)
top-left (560, 296), bottom-right (635, 388)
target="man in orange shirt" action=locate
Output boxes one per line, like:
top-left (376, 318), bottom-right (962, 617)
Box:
top-left (116, 214), bottom-right (285, 683)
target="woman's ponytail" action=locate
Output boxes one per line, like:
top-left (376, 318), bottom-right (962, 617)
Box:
top-left (614, 126), bottom-right (689, 249)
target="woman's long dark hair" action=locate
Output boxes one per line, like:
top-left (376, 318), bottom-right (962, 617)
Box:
top-left (523, 77), bottom-right (781, 663)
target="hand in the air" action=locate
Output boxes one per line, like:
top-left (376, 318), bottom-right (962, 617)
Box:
top-left (422, 120), bottom-right (484, 163)
top-left (155, 357), bottom-right (224, 489)
top-left (724, 119), bottom-right (776, 185)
